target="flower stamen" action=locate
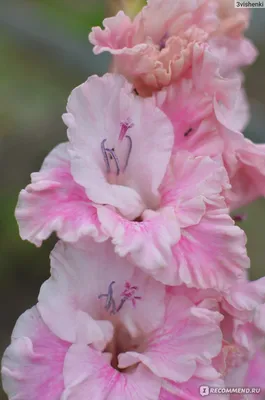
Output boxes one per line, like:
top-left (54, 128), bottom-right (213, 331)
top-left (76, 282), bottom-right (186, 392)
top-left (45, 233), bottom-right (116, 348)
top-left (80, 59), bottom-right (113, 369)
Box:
top-left (101, 120), bottom-right (133, 175)
top-left (101, 140), bottom-right (120, 175)
top-left (124, 135), bottom-right (132, 170)
top-left (106, 149), bottom-right (120, 175)
top-left (98, 281), bottom-right (117, 314)
top-left (101, 139), bottom-right (110, 173)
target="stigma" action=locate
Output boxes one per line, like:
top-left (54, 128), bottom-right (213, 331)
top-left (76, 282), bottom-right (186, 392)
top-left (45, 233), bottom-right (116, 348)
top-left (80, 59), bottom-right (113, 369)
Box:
top-left (119, 119), bottom-right (134, 141)
top-left (98, 281), bottom-right (141, 315)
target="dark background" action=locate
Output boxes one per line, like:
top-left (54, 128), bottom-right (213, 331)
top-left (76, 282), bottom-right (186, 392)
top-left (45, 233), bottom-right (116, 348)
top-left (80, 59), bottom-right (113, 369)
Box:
top-left (0, 1), bottom-right (265, 398)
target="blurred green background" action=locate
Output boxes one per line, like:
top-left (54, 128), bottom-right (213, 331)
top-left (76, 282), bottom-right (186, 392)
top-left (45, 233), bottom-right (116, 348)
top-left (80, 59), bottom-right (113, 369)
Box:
top-left (0, 1), bottom-right (265, 398)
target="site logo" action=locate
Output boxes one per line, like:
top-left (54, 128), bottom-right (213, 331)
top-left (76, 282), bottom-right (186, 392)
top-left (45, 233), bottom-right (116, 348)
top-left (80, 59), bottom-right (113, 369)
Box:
top-left (200, 386), bottom-right (210, 397)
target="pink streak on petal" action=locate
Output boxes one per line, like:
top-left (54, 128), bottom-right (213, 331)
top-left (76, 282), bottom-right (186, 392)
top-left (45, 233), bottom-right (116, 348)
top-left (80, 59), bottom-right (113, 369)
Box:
top-left (15, 143), bottom-right (105, 246)
top-left (1, 307), bottom-right (69, 400)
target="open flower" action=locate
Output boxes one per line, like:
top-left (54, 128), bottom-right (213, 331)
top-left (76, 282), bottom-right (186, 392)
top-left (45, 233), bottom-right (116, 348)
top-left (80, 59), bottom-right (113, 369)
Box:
top-left (156, 45), bottom-right (241, 155)
top-left (2, 241), bottom-right (224, 400)
top-left (15, 73), bottom-right (174, 247)
top-left (15, 73), bottom-right (249, 290)
top-left (168, 276), bottom-right (265, 399)
top-left (157, 47), bottom-right (265, 211)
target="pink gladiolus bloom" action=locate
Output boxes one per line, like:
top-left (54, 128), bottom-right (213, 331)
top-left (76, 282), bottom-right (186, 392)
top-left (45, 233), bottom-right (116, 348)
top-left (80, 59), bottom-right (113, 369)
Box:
top-left (15, 73), bottom-right (249, 290)
top-left (169, 276), bottom-right (265, 332)
top-left (2, 241), bottom-right (224, 400)
top-left (167, 277), bottom-right (265, 399)
top-left (15, 73), bottom-right (174, 246)
top-left (89, 0), bottom-right (219, 95)
top-left (3, 0), bottom-right (265, 399)
top-left (89, 0), bottom-right (257, 95)
top-left (157, 48), bottom-right (265, 211)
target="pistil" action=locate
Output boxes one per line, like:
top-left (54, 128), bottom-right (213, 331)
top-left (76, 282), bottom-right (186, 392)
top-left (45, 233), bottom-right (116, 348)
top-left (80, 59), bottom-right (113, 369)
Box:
top-left (101, 120), bottom-right (134, 175)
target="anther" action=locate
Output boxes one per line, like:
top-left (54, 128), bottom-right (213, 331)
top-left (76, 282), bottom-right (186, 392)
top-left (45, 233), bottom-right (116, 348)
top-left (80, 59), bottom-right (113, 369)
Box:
top-left (101, 139), bottom-right (110, 173)
top-left (101, 140), bottom-right (120, 176)
top-left (101, 119), bottom-right (133, 176)
top-left (98, 281), bottom-right (117, 315)
top-left (124, 135), bottom-right (132, 170)
top-left (105, 149), bottom-right (120, 175)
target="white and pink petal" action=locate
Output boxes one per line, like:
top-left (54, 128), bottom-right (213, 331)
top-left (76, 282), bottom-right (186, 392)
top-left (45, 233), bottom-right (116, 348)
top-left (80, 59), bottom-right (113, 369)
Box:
top-left (1, 307), bottom-right (69, 400)
top-left (118, 295), bottom-right (222, 383)
top-left (15, 143), bottom-right (105, 246)
top-left (64, 73), bottom-right (174, 219)
top-left (160, 364), bottom-right (227, 400)
top-left (97, 206), bottom-right (180, 274)
top-left (62, 344), bottom-right (161, 400)
top-left (160, 151), bottom-right (230, 228)
top-left (38, 240), bottom-right (165, 343)
top-left (169, 204), bottom-right (250, 290)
